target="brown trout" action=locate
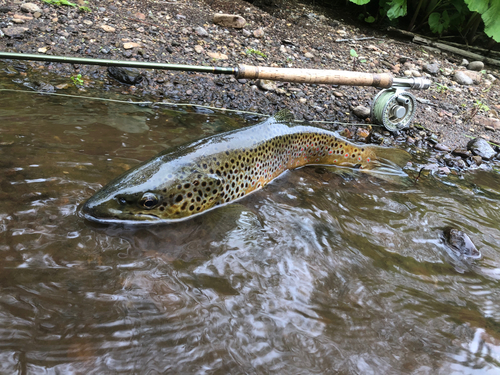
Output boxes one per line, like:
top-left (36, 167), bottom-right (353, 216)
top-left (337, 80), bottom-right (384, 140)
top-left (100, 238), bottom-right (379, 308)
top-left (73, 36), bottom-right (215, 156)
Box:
top-left (82, 115), bottom-right (381, 224)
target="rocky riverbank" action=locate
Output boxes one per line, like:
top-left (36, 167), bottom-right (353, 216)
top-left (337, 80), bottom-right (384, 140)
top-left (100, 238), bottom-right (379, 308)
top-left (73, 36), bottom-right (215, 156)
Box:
top-left (1, 0), bottom-right (500, 172)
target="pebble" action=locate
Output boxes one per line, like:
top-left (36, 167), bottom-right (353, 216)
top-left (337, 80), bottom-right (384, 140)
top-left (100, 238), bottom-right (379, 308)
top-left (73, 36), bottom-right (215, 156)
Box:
top-left (467, 137), bottom-right (496, 160)
top-left (423, 62), bottom-right (440, 75)
top-left (207, 52), bottom-right (228, 60)
top-left (256, 79), bottom-right (276, 91)
top-left (194, 45), bottom-right (204, 54)
top-left (304, 52), bottom-right (314, 58)
top-left (213, 14), bottom-right (246, 29)
top-left (434, 143), bottom-right (451, 152)
top-left (83, 20), bottom-right (93, 26)
top-left (2, 26), bottom-right (29, 38)
top-left (467, 61), bottom-right (484, 71)
top-left (453, 71), bottom-right (473, 85)
top-left (462, 70), bottom-right (481, 84)
top-left (242, 29), bottom-right (251, 37)
top-left (195, 26), bottom-right (208, 37)
top-left (460, 58), bottom-right (469, 66)
top-left (352, 105), bottom-right (370, 119)
top-left (253, 28), bottom-right (264, 38)
top-left (279, 45), bottom-right (287, 54)
top-left (123, 42), bottom-right (141, 49)
top-left (20, 2), bottom-right (41, 13)
top-left (100, 24), bottom-right (116, 32)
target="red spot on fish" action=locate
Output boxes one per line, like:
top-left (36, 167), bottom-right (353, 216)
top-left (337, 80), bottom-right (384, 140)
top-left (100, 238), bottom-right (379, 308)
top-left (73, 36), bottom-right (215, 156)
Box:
top-left (367, 158), bottom-right (371, 162)
top-left (316, 158), bottom-right (319, 162)
top-left (301, 147), bottom-right (304, 151)
top-left (345, 153), bottom-right (349, 158)
top-left (316, 148), bottom-right (319, 151)
top-left (329, 150), bottom-right (333, 154)
top-left (358, 157), bottom-right (362, 161)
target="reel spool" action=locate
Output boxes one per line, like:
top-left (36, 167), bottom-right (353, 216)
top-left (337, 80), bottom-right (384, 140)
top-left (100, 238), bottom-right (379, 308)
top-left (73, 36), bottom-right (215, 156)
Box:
top-left (371, 89), bottom-right (417, 131)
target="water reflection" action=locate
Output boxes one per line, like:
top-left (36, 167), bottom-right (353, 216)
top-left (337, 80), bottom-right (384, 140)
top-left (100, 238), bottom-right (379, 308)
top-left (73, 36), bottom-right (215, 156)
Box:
top-left (1, 65), bottom-right (500, 374)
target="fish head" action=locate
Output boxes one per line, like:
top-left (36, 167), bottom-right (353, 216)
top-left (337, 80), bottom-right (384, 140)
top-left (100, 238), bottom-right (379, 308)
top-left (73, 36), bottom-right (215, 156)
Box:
top-left (82, 158), bottom-right (223, 224)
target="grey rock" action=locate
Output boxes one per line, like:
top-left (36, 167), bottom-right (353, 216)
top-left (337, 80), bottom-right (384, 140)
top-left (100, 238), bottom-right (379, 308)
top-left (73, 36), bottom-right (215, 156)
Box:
top-left (194, 26), bottom-right (208, 37)
top-left (352, 105), bottom-right (370, 119)
top-left (242, 29), bottom-right (251, 37)
top-left (20, 2), bottom-right (41, 13)
top-left (467, 137), bottom-right (496, 160)
top-left (434, 143), bottom-right (451, 152)
top-left (0, 29), bottom-right (3, 38)
top-left (423, 62), bottom-right (440, 75)
top-left (453, 71), bottom-right (473, 85)
top-left (460, 58), bottom-right (469, 66)
top-left (107, 66), bottom-right (143, 85)
top-left (253, 28), bottom-right (264, 38)
top-left (2, 26), bottom-right (29, 38)
top-left (256, 79), bottom-right (276, 91)
top-left (467, 61), bottom-right (484, 71)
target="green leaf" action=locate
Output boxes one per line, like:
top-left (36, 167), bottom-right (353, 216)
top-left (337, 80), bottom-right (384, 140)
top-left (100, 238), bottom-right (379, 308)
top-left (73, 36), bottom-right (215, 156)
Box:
top-left (482, 1), bottom-right (500, 42)
top-left (350, 49), bottom-right (358, 58)
top-left (464, 0), bottom-right (500, 42)
top-left (349, 0), bottom-right (371, 5)
top-left (428, 11), bottom-right (450, 34)
top-left (365, 15), bottom-right (376, 23)
top-left (386, 0), bottom-right (407, 20)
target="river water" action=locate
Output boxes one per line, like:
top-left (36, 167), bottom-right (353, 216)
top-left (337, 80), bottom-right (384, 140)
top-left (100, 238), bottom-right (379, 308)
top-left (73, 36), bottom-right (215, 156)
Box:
top-left (1, 66), bottom-right (500, 374)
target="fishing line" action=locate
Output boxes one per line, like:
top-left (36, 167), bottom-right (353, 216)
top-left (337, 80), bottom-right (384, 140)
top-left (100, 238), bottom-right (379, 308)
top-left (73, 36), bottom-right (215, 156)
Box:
top-left (0, 88), bottom-right (379, 127)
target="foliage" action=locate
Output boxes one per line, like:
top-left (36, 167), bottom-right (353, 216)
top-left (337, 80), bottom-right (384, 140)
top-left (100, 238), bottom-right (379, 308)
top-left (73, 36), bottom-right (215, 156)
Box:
top-left (245, 48), bottom-right (267, 58)
top-left (71, 74), bottom-right (84, 86)
top-left (463, 0), bottom-right (500, 42)
top-left (347, 0), bottom-right (499, 44)
top-left (42, 0), bottom-right (77, 6)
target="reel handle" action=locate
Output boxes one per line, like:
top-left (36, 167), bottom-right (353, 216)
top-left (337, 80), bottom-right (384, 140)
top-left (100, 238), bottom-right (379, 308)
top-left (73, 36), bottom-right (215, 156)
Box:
top-left (237, 64), bottom-right (394, 88)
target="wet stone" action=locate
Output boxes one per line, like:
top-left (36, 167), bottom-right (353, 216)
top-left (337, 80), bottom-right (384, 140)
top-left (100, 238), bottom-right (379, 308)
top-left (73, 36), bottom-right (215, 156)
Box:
top-left (213, 14), bottom-right (246, 29)
top-left (107, 66), bottom-right (144, 85)
top-left (443, 227), bottom-right (481, 259)
top-left (434, 143), bottom-right (451, 152)
top-left (352, 105), bottom-right (370, 119)
top-left (467, 137), bottom-right (496, 160)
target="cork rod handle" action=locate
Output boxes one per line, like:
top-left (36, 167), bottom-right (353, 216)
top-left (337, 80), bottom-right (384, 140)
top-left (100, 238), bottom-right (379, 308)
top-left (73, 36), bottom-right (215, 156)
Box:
top-left (237, 64), bottom-right (393, 88)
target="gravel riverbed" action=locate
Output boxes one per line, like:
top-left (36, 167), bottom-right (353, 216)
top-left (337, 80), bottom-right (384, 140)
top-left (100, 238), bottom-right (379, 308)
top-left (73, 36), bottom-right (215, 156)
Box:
top-left (2, 0), bottom-right (500, 171)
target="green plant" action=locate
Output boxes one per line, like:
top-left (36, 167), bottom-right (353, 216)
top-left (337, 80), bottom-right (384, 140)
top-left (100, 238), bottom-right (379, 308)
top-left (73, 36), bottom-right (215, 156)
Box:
top-left (71, 74), bottom-right (84, 86)
top-left (79, 6), bottom-right (91, 12)
top-left (42, 0), bottom-right (77, 6)
top-left (433, 83), bottom-right (449, 93)
top-left (347, 0), bottom-right (500, 43)
top-left (474, 100), bottom-right (490, 112)
top-left (245, 48), bottom-right (267, 59)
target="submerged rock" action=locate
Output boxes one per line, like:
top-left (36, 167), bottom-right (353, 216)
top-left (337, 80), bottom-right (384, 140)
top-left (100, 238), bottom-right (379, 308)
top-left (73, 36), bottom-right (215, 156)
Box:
top-left (467, 137), bottom-right (497, 160)
top-left (107, 66), bottom-right (143, 85)
top-left (443, 227), bottom-right (481, 259)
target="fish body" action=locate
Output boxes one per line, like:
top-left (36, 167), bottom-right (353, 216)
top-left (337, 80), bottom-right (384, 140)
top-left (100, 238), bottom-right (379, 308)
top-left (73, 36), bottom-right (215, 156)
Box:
top-left (82, 116), bottom-right (378, 224)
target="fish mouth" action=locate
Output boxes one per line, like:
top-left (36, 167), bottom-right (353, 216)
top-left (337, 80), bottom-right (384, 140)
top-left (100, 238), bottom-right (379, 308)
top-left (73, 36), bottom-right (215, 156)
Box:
top-left (80, 209), bottom-right (163, 225)
top-left (80, 199), bottom-right (163, 225)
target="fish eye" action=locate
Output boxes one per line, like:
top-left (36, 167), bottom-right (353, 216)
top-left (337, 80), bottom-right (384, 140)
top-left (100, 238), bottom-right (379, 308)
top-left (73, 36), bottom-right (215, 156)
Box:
top-left (140, 193), bottom-right (159, 209)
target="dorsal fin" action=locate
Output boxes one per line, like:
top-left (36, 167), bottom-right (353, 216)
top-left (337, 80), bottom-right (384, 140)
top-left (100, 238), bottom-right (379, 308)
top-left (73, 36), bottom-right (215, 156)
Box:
top-left (273, 109), bottom-right (294, 123)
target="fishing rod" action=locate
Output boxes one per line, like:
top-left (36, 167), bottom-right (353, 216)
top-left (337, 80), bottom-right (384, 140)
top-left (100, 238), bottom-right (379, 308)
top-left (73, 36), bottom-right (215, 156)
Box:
top-left (0, 51), bottom-right (431, 131)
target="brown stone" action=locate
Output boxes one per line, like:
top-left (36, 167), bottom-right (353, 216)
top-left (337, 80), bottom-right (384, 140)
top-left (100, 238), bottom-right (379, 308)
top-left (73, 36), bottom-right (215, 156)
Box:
top-left (474, 116), bottom-right (500, 131)
top-left (100, 24), bottom-right (116, 32)
top-left (462, 70), bottom-right (482, 84)
top-left (207, 52), bottom-right (228, 60)
top-left (213, 14), bottom-right (246, 29)
top-left (123, 42), bottom-right (142, 49)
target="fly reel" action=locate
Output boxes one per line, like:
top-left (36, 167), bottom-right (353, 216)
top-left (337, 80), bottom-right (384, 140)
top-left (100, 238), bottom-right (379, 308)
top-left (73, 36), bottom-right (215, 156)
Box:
top-left (371, 89), bottom-right (417, 132)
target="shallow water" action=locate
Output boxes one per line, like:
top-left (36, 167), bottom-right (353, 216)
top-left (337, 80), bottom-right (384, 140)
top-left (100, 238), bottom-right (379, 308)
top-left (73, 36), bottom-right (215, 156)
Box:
top-left (1, 67), bottom-right (500, 374)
